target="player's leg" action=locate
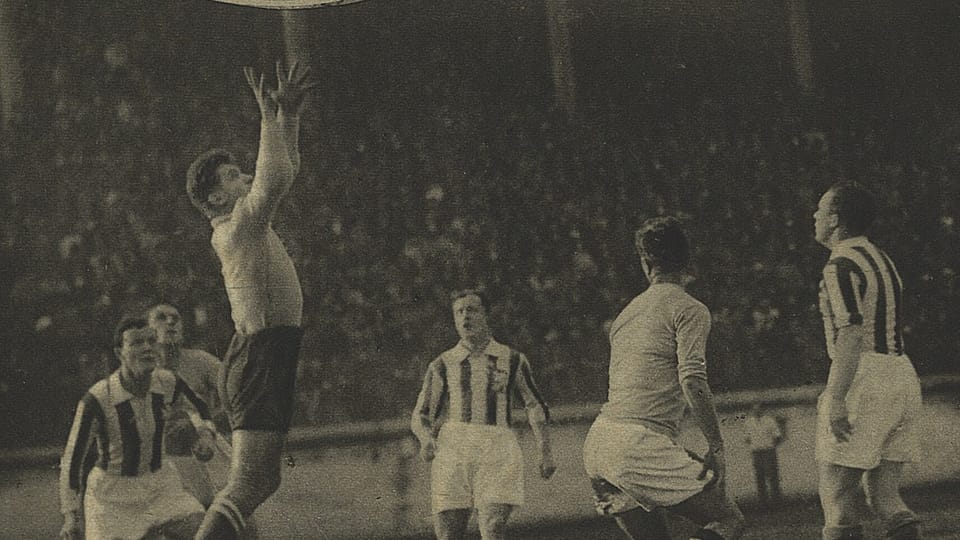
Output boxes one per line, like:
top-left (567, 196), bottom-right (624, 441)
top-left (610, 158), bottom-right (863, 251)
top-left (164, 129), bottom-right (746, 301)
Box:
top-left (197, 327), bottom-right (301, 539)
top-left (667, 482), bottom-right (744, 540)
top-left (141, 512), bottom-right (205, 539)
top-left (196, 429), bottom-right (284, 539)
top-left (818, 463), bottom-right (868, 540)
top-left (611, 507), bottom-right (670, 540)
top-left (864, 460), bottom-right (921, 539)
top-left (434, 509), bottom-right (472, 540)
top-left (768, 450), bottom-right (783, 501)
top-left (588, 477), bottom-right (669, 540)
top-left (473, 428), bottom-right (525, 540)
top-left (476, 504), bottom-right (514, 540)
top-left (751, 450), bottom-right (768, 502)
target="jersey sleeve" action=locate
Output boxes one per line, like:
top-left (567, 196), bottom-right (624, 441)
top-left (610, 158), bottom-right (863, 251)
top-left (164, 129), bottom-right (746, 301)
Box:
top-left (59, 392), bottom-right (104, 515)
top-left (511, 352), bottom-right (550, 424)
top-left (411, 358), bottom-right (448, 438)
top-left (675, 302), bottom-right (711, 382)
top-left (822, 257), bottom-right (865, 328)
top-left (170, 374), bottom-right (215, 433)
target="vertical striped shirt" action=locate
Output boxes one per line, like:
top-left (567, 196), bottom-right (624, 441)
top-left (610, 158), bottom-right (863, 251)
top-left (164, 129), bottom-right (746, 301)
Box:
top-left (413, 339), bottom-right (550, 433)
top-left (59, 368), bottom-right (213, 515)
top-left (818, 236), bottom-right (905, 358)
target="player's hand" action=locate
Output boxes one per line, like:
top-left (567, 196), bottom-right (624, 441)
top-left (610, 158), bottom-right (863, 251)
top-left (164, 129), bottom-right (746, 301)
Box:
top-left (270, 59), bottom-right (318, 116)
top-left (830, 410), bottom-right (853, 443)
top-left (539, 448), bottom-right (557, 480)
top-left (193, 428), bottom-right (216, 462)
top-left (419, 437), bottom-right (437, 462)
top-left (243, 66), bottom-right (278, 120)
top-left (699, 445), bottom-right (726, 485)
top-left (59, 512), bottom-right (82, 540)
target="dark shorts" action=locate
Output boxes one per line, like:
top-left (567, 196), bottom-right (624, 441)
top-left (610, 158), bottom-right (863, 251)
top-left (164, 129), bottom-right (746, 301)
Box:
top-left (221, 326), bottom-right (304, 432)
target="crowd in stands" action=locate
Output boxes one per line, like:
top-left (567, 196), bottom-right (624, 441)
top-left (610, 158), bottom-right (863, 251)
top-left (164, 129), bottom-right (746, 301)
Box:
top-left (1, 2), bottom-right (957, 446)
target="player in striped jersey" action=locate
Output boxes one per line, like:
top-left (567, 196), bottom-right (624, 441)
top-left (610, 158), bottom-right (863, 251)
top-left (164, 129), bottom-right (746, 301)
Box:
top-left (813, 182), bottom-right (923, 540)
top-left (59, 317), bottom-right (217, 540)
top-left (582, 217), bottom-right (744, 540)
top-left (411, 289), bottom-right (556, 540)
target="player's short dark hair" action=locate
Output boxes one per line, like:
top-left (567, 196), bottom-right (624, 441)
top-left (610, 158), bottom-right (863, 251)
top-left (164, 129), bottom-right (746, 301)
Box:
top-left (634, 216), bottom-right (690, 273)
top-left (186, 148), bottom-right (236, 217)
top-left (449, 288), bottom-right (489, 311)
top-left (828, 182), bottom-right (876, 237)
top-left (114, 316), bottom-right (150, 349)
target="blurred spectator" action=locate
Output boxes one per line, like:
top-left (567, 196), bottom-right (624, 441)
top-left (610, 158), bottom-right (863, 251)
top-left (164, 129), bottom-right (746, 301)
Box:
top-left (2, 2), bottom-right (958, 448)
top-left (744, 403), bottom-right (785, 505)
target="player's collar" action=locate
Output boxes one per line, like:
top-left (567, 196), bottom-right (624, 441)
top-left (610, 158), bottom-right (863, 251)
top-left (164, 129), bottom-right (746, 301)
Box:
top-left (108, 370), bottom-right (165, 403)
top-left (830, 235), bottom-right (870, 255)
top-left (450, 338), bottom-right (509, 361)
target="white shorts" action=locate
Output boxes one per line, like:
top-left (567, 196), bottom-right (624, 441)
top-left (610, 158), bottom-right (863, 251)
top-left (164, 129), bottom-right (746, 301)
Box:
top-left (816, 353), bottom-right (922, 469)
top-left (84, 463), bottom-right (204, 540)
top-left (431, 422), bottom-right (524, 513)
top-left (583, 416), bottom-right (714, 513)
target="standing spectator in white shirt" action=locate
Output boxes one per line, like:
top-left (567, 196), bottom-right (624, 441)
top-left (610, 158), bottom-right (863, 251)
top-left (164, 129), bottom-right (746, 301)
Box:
top-left (744, 403), bottom-right (783, 505)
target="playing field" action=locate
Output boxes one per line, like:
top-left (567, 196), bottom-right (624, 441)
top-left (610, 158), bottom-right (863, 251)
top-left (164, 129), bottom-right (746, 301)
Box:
top-left (2, 464), bottom-right (958, 539)
top-left (6, 387), bottom-right (958, 538)
top-left (509, 484), bottom-right (960, 540)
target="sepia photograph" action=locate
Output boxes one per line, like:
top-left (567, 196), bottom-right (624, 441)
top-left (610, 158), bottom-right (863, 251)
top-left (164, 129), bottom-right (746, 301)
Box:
top-left (0, 1), bottom-right (958, 538)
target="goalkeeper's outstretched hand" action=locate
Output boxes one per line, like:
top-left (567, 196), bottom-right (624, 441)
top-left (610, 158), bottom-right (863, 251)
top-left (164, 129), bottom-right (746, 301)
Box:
top-left (270, 60), bottom-right (318, 116)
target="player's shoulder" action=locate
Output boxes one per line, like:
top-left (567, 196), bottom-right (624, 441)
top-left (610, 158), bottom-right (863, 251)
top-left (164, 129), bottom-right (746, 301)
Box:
top-left (85, 377), bottom-right (112, 404)
top-left (823, 253), bottom-right (863, 276)
top-left (487, 339), bottom-right (517, 360)
top-left (427, 352), bottom-right (449, 372)
top-left (182, 348), bottom-right (221, 366)
top-left (151, 368), bottom-right (179, 393)
top-left (673, 289), bottom-right (710, 317)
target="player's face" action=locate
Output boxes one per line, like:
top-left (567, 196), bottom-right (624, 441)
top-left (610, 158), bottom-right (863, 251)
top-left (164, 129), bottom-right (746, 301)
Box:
top-left (148, 304), bottom-right (183, 345)
top-left (215, 163), bottom-right (253, 204)
top-left (453, 294), bottom-right (489, 341)
top-left (813, 190), bottom-right (839, 247)
top-left (116, 326), bottom-right (159, 378)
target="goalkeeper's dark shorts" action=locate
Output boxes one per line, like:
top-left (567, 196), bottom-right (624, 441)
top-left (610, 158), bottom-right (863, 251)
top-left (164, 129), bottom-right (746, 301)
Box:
top-left (220, 326), bottom-right (304, 433)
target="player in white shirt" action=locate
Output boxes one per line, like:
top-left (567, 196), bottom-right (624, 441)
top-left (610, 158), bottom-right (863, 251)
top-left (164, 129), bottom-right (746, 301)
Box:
top-left (583, 217), bottom-right (744, 540)
top-left (186, 60), bottom-right (315, 539)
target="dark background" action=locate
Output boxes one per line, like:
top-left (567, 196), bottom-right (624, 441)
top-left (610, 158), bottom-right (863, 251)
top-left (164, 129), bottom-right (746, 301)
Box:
top-left (1, 0), bottom-right (957, 447)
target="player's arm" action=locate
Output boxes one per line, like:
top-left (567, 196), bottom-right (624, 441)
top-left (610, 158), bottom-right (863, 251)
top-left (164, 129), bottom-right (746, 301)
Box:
top-left (676, 304), bottom-right (726, 482)
top-left (513, 353), bottom-right (556, 479)
top-left (59, 393), bottom-right (102, 539)
top-left (822, 258), bottom-right (866, 442)
top-left (271, 60), bottom-right (316, 176)
top-left (411, 362), bottom-right (440, 461)
top-left (234, 66), bottom-right (296, 229)
top-left (170, 375), bottom-right (217, 461)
